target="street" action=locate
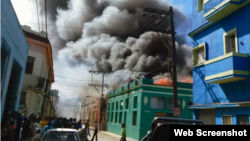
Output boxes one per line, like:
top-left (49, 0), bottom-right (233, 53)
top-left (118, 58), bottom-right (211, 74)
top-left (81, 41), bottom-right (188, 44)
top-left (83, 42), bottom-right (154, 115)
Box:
top-left (88, 129), bottom-right (138, 141)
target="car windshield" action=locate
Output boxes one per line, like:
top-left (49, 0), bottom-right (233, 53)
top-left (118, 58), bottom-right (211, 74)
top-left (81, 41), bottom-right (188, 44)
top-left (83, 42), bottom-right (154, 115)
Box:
top-left (43, 131), bottom-right (79, 141)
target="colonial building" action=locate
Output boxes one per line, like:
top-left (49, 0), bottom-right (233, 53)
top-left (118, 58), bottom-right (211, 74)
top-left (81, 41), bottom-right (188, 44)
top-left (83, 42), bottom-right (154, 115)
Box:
top-left (1, 0), bottom-right (29, 121)
top-left (18, 25), bottom-right (55, 117)
top-left (189, 0), bottom-right (250, 125)
top-left (82, 94), bottom-right (108, 130)
top-left (106, 78), bottom-right (193, 140)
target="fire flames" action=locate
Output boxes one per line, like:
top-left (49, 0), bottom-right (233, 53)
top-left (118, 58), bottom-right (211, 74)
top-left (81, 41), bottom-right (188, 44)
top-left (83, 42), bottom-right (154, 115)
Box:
top-left (154, 78), bottom-right (173, 86)
top-left (154, 77), bottom-right (193, 85)
top-left (181, 77), bottom-right (193, 83)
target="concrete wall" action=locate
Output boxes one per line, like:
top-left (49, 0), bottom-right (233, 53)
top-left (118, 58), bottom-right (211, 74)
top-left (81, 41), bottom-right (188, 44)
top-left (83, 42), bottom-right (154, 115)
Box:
top-left (1, 0), bottom-right (29, 121)
top-left (216, 107), bottom-right (250, 125)
top-left (139, 91), bottom-right (193, 139)
top-left (193, 107), bottom-right (250, 125)
top-left (192, 0), bottom-right (208, 31)
top-left (22, 39), bottom-right (49, 88)
top-left (192, 4), bottom-right (250, 105)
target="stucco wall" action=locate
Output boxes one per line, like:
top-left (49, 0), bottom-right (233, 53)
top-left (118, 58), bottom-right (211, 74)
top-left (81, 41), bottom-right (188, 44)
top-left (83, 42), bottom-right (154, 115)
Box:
top-left (1, 0), bottom-right (29, 121)
top-left (215, 107), bottom-right (250, 125)
top-left (192, 4), bottom-right (250, 105)
top-left (106, 79), bottom-right (193, 140)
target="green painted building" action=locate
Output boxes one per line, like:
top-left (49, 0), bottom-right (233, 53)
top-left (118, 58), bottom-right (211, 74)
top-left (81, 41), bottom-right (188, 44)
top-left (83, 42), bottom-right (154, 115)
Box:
top-left (105, 78), bottom-right (193, 140)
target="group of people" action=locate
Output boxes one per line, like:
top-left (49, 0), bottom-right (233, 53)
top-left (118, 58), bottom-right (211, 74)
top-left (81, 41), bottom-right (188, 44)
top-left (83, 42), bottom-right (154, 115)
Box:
top-left (1, 111), bottom-right (44, 141)
top-left (1, 110), bottom-right (87, 141)
top-left (1, 111), bottom-right (126, 141)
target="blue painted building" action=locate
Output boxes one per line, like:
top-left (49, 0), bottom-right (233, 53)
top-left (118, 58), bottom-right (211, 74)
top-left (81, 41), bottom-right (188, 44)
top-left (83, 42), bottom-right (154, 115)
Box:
top-left (1, 0), bottom-right (29, 121)
top-left (188, 0), bottom-right (250, 125)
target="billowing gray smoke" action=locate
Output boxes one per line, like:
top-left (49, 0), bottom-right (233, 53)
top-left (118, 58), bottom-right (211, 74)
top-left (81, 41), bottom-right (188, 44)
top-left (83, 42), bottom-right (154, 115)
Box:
top-left (44, 0), bottom-right (192, 89)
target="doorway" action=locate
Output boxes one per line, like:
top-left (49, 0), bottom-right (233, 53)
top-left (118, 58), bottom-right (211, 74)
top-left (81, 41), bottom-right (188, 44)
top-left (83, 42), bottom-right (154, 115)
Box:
top-left (0, 42), bottom-right (10, 102)
top-left (3, 60), bottom-right (22, 119)
top-left (198, 109), bottom-right (215, 125)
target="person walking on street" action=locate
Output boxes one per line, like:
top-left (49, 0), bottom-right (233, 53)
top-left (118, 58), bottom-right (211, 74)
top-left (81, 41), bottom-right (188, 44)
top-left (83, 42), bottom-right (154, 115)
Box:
top-left (78, 127), bottom-right (88, 141)
top-left (40, 122), bottom-right (53, 137)
top-left (91, 121), bottom-right (98, 141)
top-left (85, 119), bottom-right (91, 136)
top-left (120, 123), bottom-right (126, 141)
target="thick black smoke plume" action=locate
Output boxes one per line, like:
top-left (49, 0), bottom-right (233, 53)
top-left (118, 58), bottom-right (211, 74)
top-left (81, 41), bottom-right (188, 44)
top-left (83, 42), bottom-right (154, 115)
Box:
top-left (43, 0), bottom-right (192, 88)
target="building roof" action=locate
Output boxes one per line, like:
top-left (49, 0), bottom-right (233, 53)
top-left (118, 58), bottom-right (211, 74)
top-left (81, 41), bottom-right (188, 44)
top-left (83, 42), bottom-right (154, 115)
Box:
top-left (22, 29), bottom-right (50, 44)
top-left (109, 78), bottom-right (192, 96)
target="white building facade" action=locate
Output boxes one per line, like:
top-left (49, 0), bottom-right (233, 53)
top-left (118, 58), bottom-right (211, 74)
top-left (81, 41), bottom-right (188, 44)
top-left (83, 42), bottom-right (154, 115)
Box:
top-left (18, 25), bottom-right (54, 117)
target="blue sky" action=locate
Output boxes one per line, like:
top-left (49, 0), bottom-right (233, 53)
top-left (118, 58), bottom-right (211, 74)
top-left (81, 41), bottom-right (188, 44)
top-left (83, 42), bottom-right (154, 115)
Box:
top-left (169, 0), bottom-right (193, 46)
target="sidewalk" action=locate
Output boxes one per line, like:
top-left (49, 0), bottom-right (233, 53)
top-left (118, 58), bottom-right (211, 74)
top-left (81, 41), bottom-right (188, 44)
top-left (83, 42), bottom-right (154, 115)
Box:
top-left (89, 127), bottom-right (138, 141)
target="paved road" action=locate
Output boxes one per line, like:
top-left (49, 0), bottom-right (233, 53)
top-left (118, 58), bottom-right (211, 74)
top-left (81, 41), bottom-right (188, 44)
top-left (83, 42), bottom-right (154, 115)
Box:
top-left (88, 129), bottom-right (138, 141)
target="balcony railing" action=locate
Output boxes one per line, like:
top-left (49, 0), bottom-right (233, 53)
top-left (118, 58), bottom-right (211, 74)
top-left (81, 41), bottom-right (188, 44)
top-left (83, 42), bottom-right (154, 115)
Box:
top-left (204, 52), bottom-right (249, 84)
top-left (204, 0), bottom-right (250, 22)
top-left (23, 74), bottom-right (45, 89)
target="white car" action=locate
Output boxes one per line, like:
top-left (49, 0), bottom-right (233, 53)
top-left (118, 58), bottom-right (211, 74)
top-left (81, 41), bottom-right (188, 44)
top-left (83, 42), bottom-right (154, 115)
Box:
top-left (41, 128), bottom-right (81, 141)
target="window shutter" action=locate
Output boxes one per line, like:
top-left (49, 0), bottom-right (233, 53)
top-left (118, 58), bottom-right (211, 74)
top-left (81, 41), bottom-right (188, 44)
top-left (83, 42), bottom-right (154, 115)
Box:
top-left (150, 97), bottom-right (157, 109)
top-left (158, 98), bottom-right (165, 109)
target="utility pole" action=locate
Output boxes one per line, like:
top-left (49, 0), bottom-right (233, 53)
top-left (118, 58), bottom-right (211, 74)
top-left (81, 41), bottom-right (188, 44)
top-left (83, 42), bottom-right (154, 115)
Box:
top-left (142, 7), bottom-right (178, 114)
top-left (88, 70), bottom-right (104, 130)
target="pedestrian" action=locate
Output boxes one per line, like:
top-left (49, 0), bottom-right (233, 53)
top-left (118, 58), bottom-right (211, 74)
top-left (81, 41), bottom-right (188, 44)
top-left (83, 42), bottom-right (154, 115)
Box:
top-left (76, 121), bottom-right (82, 129)
top-left (68, 118), bottom-right (73, 127)
top-left (21, 117), bottom-right (28, 140)
top-left (41, 117), bottom-right (48, 130)
top-left (72, 122), bottom-right (77, 129)
top-left (39, 117), bottom-right (44, 126)
top-left (40, 122), bottom-right (53, 137)
top-left (85, 119), bottom-right (91, 136)
top-left (78, 127), bottom-right (88, 141)
top-left (91, 121), bottom-right (98, 141)
top-left (15, 113), bottom-right (24, 141)
top-left (8, 111), bottom-right (18, 140)
top-left (120, 123), bottom-right (126, 141)
top-left (1, 118), bottom-right (14, 141)
top-left (62, 118), bottom-right (69, 128)
top-left (53, 117), bottom-right (63, 128)
top-left (26, 116), bottom-right (36, 141)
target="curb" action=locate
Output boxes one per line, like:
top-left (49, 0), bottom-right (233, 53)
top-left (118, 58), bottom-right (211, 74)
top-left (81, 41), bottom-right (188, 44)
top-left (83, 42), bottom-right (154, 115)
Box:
top-left (89, 127), bottom-right (138, 141)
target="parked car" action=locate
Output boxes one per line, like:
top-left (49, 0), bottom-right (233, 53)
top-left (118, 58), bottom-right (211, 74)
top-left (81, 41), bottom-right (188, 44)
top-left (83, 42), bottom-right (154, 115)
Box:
top-left (41, 128), bottom-right (81, 141)
top-left (141, 117), bottom-right (206, 141)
